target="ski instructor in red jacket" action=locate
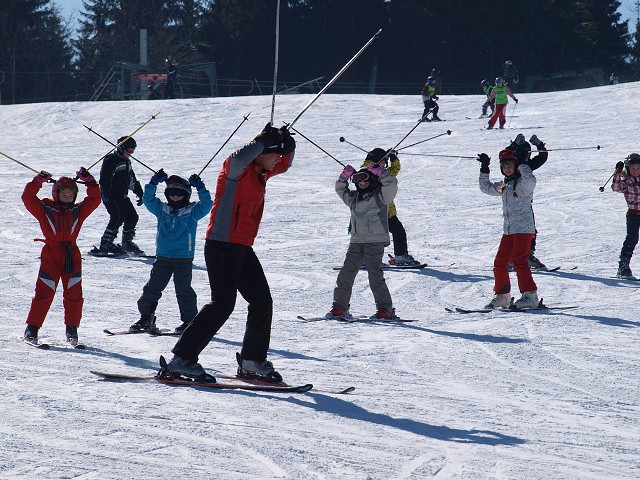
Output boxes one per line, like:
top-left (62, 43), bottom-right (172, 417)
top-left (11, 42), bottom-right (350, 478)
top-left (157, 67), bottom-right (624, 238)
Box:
top-left (166, 123), bottom-right (295, 382)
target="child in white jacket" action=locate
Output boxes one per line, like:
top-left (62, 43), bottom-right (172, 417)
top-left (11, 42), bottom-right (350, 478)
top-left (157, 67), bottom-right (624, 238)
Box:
top-left (478, 148), bottom-right (539, 309)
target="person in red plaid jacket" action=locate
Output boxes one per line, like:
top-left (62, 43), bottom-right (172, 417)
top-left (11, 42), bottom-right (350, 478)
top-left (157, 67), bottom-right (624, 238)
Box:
top-left (612, 153), bottom-right (640, 278)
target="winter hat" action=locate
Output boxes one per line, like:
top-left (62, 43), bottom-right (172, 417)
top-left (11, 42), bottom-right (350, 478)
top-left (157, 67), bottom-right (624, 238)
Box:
top-left (366, 148), bottom-right (388, 165)
top-left (164, 175), bottom-right (191, 208)
top-left (52, 177), bottom-right (79, 204)
top-left (116, 136), bottom-right (137, 154)
top-left (625, 153), bottom-right (640, 174)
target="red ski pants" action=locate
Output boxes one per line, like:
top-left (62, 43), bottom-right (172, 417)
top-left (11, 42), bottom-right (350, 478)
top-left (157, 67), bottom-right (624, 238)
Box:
top-left (488, 103), bottom-right (508, 128)
top-left (493, 233), bottom-right (537, 294)
top-left (26, 245), bottom-right (83, 328)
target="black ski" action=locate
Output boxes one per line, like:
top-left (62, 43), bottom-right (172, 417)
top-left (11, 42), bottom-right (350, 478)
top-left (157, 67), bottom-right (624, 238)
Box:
top-left (91, 370), bottom-right (314, 393)
top-left (297, 315), bottom-right (417, 323)
top-left (24, 339), bottom-right (50, 350)
top-left (103, 328), bottom-right (174, 336)
top-left (446, 305), bottom-right (578, 314)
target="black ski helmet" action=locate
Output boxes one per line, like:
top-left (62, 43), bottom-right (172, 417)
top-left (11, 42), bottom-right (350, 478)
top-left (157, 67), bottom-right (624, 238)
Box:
top-left (164, 175), bottom-right (191, 208)
top-left (52, 176), bottom-right (79, 204)
top-left (116, 136), bottom-right (137, 155)
top-left (366, 147), bottom-right (388, 166)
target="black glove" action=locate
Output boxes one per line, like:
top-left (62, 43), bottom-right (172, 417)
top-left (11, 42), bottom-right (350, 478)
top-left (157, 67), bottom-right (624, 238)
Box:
top-left (478, 153), bottom-right (490, 173)
top-left (189, 174), bottom-right (205, 190)
top-left (616, 161), bottom-right (625, 172)
top-left (432, 95), bottom-right (439, 101)
top-left (514, 98), bottom-right (519, 104)
top-left (133, 181), bottom-right (144, 199)
top-left (150, 168), bottom-right (168, 185)
top-left (529, 134), bottom-right (543, 146)
top-left (136, 197), bottom-right (144, 206)
top-left (513, 134), bottom-right (525, 146)
top-left (254, 122), bottom-right (281, 152)
top-left (278, 127), bottom-right (296, 154)
top-left (388, 152), bottom-right (399, 163)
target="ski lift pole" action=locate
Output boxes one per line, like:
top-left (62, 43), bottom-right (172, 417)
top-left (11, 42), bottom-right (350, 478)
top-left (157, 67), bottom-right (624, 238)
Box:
top-left (289, 126), bottom-right (345, 167)
top-left (287, 28), bottom-right (382, 129)
top-left (338, 136), bottom-right (368, 153)
top-left (397, 130), bottom-right (452, 151)
top-left (197, 112), bottom-right (251, 176)
top-left (270, 0), bottom-right (281, 125)
top-left (83, 125), bottom-right (156, 173)
top-left (86, 111), bottom-right (160, 172)
top-left (0, 150), bottom-right (41, 175)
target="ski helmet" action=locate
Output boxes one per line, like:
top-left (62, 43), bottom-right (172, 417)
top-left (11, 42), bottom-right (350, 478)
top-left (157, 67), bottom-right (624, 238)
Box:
top-left (498, 149), bottom-right (518, 176)
top-left (366, 147), bottom-right (388, 165)
top-left (505, 60), bottom-right (513, 66)
top-left (495, 77), bottom-right (505, 85)
top-left (116, 136), bottom-right (137, 155)
top-left (164, 175), bottom-right (191, 208)
top-left (481, 79), bottom-right (490, 88)
top-left (625, 153), bottom-right (640, 174)
top-left (427, 76), bottom-right (436, 85)
top-left (52, 176), bottom-right (79, 204)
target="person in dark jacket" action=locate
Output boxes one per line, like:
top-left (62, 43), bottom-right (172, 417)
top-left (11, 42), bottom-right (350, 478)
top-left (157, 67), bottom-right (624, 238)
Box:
top-left (91, 136), bottom-right (144, 255)
top-left (506, 134), bottom-right (549, 270)
top-left (165, 123), bottom-right (295, 382)
top-left (164, 58), bottom-right (177, 99)
top-left (503, 60), bottom-right (519, 90)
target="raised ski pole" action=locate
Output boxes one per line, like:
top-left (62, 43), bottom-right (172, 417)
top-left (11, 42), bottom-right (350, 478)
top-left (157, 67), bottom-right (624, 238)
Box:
top-left (197, 112), bottom-right (251, 176)
top-left (338, 136), bottom-right (368, 153)
top-left (270, 0), bottom-right (281, 125)
top-left (397, 130), bottom-right (452, 151)
top-left (86, 111), bottom-right (160, 172)
top-left (0, 150), bottom-right (42, 175)
top-left (83, 125), bottom-right (156, 173)
top-left (375, 115), bottom-right (432, 165)
top-left (543, 145), bottom-right (601, 152)
top-left (599, 171), bottom-right (616, 192)
top-left (398, 152), bottom-right (476, 159)
top-left (289, 126), bottom-right (345, 167)
top-left (287, 28), bottom-right (382, 129)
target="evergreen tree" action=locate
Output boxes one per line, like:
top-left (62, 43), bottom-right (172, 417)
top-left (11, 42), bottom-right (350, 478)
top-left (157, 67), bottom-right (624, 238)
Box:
top-left (0, 0), bottom-right (74, 103)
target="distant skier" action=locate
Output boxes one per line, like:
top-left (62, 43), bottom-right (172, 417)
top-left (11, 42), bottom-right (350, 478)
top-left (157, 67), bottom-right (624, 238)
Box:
top-left (22, 169), bottom-right (101, 346)
top-left (164, 58), bottom-right (177, 99)
top-left (420, 76), bottom-right (442, 122)
top-left (503, 60), bottom-right (519, 90)
top-left (487, 77), bottom-right (518, 130)
top-left (480, 79), bottom-right (495, 117)
top-left (611, 153), bottom-right (640, 278)
top-left (477, 147), bottom-right (540, 309)
top-left (327, 161), bottom-right (398, 319)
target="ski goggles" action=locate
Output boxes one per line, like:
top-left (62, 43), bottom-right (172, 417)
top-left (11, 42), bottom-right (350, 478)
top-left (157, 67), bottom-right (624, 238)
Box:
top-left (351, 171), bottom-right (373, 183)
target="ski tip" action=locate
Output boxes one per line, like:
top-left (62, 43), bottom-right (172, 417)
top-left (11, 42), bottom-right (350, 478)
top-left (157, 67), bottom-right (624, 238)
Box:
top-left (338, 386), bottom-right (356, 394)
top-left (103, 329), bottom-right (115, 335)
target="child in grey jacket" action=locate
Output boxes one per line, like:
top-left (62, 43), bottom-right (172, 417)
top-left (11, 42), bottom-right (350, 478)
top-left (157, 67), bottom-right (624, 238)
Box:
top-left (327, 163), bottom-right (398, 319)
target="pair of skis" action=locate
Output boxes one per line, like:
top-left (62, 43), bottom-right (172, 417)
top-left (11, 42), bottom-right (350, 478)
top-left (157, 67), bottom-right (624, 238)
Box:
top-left (24, 338), bottom-right (86, 350)
top-left (297, 315), bottom-right (417, 323)
top-left (91, 356), bottom-right (354, 395)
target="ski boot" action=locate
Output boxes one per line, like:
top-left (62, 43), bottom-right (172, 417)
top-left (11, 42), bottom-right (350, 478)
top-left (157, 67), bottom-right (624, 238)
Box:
top-left (617, 257), bottom-right (633, 278)
top-left (65, 326), bottom-right (79, 346)
top-left (129, 314), bottom-right (161, 334)
top-left (89, 242), bottom-right (124, 256)
top-left (484, 293), bottom-right (512, 310)
top-left (163, 355), bottom-right (212, 380)
top-left (373, 308), bottom-right (396, 319)
top-left (24, 324), bottom-right (39, 343)
top-left (393, 254), bottom-right (416, 265)
top-left (528, 253), bottom-right (547, 271)
top-left (513, 291), bottom-right (540, 309)
top-left (325, 304), bottom-right (350, 319)
top-left (174, 322), bottom-right (190, 335)
top-left (236, 352), bottom-right (283, 383)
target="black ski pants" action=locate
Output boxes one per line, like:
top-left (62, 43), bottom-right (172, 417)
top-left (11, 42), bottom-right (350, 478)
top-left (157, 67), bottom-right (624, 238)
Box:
top-left (172, 240), bottom-right (273, 363)
top-left (621, 211), bottom-right (640, 259)
top-left (101, 196), bottom-right (138, 243)
top-left (388, 215), bottom-right (408, 256)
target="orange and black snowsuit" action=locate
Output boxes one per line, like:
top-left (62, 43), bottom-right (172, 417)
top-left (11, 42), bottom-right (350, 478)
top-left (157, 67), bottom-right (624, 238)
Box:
top-left (22, 178), bottom-right (101, 328)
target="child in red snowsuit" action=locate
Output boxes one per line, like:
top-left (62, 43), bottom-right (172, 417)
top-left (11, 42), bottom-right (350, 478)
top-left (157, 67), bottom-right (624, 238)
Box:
top-left (22, 168), bottom-right (101, 345)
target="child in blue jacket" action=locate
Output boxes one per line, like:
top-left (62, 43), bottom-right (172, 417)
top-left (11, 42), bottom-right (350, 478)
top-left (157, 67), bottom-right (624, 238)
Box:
top-left (130, 171), bottom-right (213, 334)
